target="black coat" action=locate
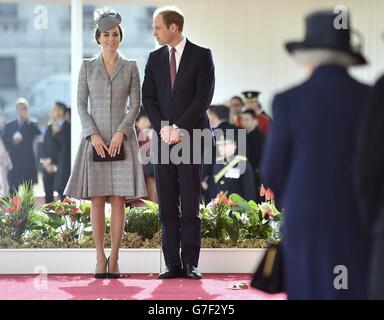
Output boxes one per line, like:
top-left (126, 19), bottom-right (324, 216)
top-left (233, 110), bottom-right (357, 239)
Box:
top-left (261, 64), bottom-right (370, 299)
top-left (356, 75), bottom-right (384, 299)
top-left (356, 75), bottom-right (384, 225)
top-left (2, 120), bottom-right (41, 188)
top-left (246, 128), bottom-right (264, 177)
top-left (41, 121), bottom-right (71, 193)
top-left (42, 125), bottom-right (60, 165)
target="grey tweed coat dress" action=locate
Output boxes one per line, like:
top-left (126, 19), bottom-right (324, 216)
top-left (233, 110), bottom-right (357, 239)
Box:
top-left (64, 52), bottom-right (147, 200)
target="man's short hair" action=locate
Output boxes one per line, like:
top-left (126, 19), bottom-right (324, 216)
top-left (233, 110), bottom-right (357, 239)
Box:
top-left (242, 109), bottom-right (257, 119)
top-left (230, 96), bottom-right (244, 106)
top-left (209, 104), bottom-right (230, 121)
top-left (154, 6), bottom-right (184, 32)
top-left (55, 101), bottom-right (68, 114)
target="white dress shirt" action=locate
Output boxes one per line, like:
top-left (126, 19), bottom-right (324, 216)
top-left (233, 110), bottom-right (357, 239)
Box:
top-left (167, 37), bottom-right (186, 72)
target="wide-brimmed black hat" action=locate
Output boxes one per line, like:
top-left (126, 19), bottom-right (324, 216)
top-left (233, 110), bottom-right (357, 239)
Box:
top-left (285, 10), bottom-right (367, 65)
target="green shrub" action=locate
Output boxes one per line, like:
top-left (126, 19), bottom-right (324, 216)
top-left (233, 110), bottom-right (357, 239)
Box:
top-left (125, 202), bottom-right (161, 240)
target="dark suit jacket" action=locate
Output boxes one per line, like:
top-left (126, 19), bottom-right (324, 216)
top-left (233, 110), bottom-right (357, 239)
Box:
top-left (246, 127), bottom-right (264, 173)
top-left (356, 75), bottom-right (384, 227)
top-left (2, 120), bottom-right (40, 187)
top-left (53, 121), bottom-right (71, 192)
top-left (42, 124), bottom-right (60, 166)
top-left (142, 39), bottom-right (215, 135)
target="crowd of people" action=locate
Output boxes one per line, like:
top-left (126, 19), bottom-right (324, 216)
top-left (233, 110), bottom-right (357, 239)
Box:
top-left (0, 99), bottom-right (71, 200)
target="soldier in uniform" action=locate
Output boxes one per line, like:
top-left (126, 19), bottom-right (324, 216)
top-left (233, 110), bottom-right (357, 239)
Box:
top-left (212, 136), bottom-right (256, 201)
top-left (242, 91), bottom-right (271, 135)
top-left (204, 105), bottom-right (240, 202)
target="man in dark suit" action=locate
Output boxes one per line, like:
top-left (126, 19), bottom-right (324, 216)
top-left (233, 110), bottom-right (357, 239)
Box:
top-left (241, 109), bottom-right (264, 201)
top-left (142, 6), bottom-right (215, 279)
top-left (41, 102), bottom-right (71, 203)
top-left (2, 98), bottom-right (41, 192)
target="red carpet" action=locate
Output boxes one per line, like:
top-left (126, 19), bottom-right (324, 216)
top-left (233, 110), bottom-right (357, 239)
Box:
top-left (0, 274), bottom-right (286, 300)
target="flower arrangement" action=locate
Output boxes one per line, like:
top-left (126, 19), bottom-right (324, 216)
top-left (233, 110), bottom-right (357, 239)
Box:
top-left (0, 182), bottom-right (41, 241)
top-left (201, 186), bottom-right (282, 245)
top-left (41, 197), bottom-right (91, 241)
top-left (231, 184), bottom-right (281, 240)
top-left (0, 183), bottom-right (282, 248)
top-left (201, 193), bottom-right (239, 243)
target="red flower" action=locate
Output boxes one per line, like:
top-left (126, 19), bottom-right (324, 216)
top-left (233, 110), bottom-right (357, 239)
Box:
top-left (265, 188), bottom-right (274, 201)
top-left (217, 193), bottom-right (225, 200)
top-left (259, 184), bottom-right (266, 197)
top-left (71, 207), bottom-right (79, 215)
top-left (227, 200), bottom-right (236, 206)
top-left (11, 196), bottom-right (21, 211)
top-left (6, 207), bottom-right (15, 214)
top-left (63, 197), bottom-right (72, 204)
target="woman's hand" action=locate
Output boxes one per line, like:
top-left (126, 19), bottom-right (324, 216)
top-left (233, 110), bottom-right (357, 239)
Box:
top-left (91, 134), bottom-right (108, 158)
top-left (109, 132), bottom-right (125, 157)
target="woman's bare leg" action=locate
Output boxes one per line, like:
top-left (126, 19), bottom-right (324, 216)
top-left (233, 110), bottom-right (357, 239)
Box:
top-left (91, 196), bottom-right (107, 273)
top-left (109, 196), bottom-right (126, 273)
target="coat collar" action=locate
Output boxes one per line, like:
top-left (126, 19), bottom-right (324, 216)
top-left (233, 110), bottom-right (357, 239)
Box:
top-left (96, 51), bottom-right (124, 82)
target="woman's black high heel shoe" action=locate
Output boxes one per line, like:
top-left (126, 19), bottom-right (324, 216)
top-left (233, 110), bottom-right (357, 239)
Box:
top-left (94, 258), bottom-right (108, 279)
top-left (107, 257), bottom-right (121, 279)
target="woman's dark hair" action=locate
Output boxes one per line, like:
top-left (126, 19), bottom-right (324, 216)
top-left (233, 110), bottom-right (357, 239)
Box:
top-left (94, 25), bottom-right (123, 44)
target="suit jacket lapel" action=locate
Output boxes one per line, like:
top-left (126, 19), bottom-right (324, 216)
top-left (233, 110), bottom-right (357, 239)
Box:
top-left (96, 52), bottom-right (124, 82)
top-left (96, 54), bottom-right (109, 81)
top-left (171, 39), bottom-right (192, 99)
top-left (161, 47), bottom-right (172, 96)
top-left (110, 53), bottom-right (124, 82)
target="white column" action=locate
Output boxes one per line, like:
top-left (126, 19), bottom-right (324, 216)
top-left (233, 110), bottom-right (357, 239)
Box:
top-left (70, 0), bottom-right (83, 167)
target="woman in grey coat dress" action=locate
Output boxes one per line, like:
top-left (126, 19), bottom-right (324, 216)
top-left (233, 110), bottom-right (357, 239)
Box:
top-left (64, 8), bottom-right (147, 278)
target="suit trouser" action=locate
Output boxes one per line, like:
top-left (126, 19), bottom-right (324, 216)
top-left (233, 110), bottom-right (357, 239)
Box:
top-left (154, 162), bottom-right (202, 268)
top-left (43, 171), bottom-right (64, 203)
top-left (43, 171), bottom-right (54, 203)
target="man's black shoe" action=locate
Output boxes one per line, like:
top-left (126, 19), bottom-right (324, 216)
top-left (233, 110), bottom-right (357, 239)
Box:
top-left (158, 266), bottom-right (183, 279)
top-left (183, 265), bottom-right (202, 279)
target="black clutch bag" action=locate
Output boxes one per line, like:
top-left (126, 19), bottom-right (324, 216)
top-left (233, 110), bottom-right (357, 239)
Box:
top-left (251, 243), bottom-right (284, 294)
top-left (93, 144), bottom-right (125, 162)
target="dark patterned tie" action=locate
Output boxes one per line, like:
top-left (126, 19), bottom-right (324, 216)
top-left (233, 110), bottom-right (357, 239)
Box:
top-left (170, 47), bottom-right (176, 89)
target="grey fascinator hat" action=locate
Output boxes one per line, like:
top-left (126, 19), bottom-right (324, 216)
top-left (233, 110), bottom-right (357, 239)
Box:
top-left (94, 7), bottom-right (122, 33)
